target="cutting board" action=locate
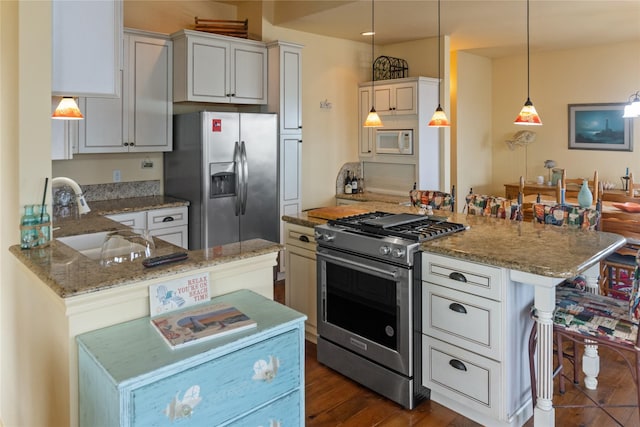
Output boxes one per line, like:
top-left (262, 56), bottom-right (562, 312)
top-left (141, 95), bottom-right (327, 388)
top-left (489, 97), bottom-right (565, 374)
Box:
top-left (306, 205), bottom-right (372, 220)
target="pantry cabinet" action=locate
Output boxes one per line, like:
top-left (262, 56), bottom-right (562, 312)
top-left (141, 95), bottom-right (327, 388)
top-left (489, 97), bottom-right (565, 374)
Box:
top-left (52, 0), bottom-right (122, 97)
top-left (267, 41), bottom-right (304, 245)
top-left (77, 290), bottom-right (306, 427)
top-left (284, 222), bottom-right (317, 343)
top-left (107, 206), bottom-right (188, 249)
top-left (421, 252), bottom-right (534, 427)
top-left (78, 29), bottom-right (173, 153)
top-left (172, 30), bottom-right (267, 104)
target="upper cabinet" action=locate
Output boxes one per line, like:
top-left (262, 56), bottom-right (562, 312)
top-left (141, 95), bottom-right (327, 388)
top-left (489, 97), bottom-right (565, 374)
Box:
top-left (172, 30), bottom-right (267, 104)
top-left (51, 0), bottom-right (122, 97)
top-left (78, 29), bottom-right (173, 153)
top-left (267, 41), bottom-right (303, 134)
top-left (362, 80), bottom-right (418, 117)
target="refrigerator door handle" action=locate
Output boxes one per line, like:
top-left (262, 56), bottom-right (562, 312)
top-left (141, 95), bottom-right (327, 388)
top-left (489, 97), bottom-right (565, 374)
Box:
top-left (240, 140), bottom-right (249, 214)
top-left (234, 141), bottom-right (242, 216)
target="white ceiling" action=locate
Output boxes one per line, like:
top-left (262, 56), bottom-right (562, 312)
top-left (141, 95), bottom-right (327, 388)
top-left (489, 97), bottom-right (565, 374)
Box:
top-left (263, 0), bottom-right (640, 58)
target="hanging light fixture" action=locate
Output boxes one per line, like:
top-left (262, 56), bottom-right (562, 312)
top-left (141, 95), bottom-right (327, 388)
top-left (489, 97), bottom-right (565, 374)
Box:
top-left (428, 0), bottom-right (450, 127)
top-left (363, 0), bottom-right (383, 128)
top-left (514, 0), bottom-right (542, 125)
top-left (52, 97), bottom-right (84, 120)
top-left (623, 91), bottom-right (640, 118)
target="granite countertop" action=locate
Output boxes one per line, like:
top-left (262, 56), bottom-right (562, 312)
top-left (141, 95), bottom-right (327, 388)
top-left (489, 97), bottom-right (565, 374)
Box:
top-left (11, 196), bottom-right (281, 298)
top-left (283, 202), bottom-right (626, 280)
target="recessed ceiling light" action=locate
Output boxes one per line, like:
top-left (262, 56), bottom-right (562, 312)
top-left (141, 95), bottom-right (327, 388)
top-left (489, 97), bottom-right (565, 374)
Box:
top-left (361, 31), bottom-right (375, 36)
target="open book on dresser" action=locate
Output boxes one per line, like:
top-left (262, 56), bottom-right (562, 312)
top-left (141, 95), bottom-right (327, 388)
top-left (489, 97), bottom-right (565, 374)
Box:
top-left (150, 301), bottom-right (257, 349)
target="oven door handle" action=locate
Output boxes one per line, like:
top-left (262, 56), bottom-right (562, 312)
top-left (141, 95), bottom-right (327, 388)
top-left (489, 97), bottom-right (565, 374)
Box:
top-left (319, 252), bottom-right (399, 279)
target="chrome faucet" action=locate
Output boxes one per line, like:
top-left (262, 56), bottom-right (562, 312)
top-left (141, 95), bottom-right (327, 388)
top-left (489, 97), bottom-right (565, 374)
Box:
top-left (52, 177), bottom-right (91, 215)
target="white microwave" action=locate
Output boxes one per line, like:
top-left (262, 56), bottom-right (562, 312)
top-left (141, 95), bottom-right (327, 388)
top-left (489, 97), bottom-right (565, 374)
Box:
top-left (375, 129), bottom-right (413, 155)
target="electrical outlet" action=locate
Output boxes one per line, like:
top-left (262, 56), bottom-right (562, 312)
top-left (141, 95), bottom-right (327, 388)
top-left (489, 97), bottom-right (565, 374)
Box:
top-left (141, 160), bottom-right (154, 169)
top-left (113, 169), bottom-right (121, 183)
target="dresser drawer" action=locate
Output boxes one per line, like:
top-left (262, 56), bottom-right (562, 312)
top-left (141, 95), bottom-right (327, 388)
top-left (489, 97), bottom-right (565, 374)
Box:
top-left (422, 335), bottom-right (500, 419)
top-left (130, 329), bottom-right (300, 426)
top-left (422, 283), bottom-right (501, 360)
top-left (423, 252), bottom-right (504, 301)
top-left (228, 390), bottom-right (301, 426)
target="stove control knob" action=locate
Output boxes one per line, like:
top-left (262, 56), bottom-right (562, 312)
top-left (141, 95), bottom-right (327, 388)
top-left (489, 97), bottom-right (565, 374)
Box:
top-left (314, 231), bottom-right (323, 240)
top-left (391, 248), bottom-right (405, 258)
top-left (379, 246), bottom-right (391, 256)
top-left (323, 233), bottom-right (335, 242)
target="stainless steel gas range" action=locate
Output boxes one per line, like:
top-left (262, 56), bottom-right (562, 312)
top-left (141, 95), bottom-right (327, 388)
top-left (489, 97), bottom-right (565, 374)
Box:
top-left (315, 211), bottom-right (467, 409)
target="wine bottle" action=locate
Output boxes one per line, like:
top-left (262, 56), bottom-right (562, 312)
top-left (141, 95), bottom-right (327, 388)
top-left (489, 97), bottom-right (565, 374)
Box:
top-left (344, 171), bottom-right (352, 194)
top-left (351, 173), bottom-right (358, 193)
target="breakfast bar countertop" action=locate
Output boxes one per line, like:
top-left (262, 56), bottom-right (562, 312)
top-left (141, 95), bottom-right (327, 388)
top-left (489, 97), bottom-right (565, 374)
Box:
top-left (283, 202), bottom-right (626, 280)
top-left (10, 195), bottom-right (282, 299)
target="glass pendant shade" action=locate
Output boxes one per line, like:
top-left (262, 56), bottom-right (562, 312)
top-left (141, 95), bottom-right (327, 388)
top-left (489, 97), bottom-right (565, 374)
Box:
top-left (364, 107), bottom-right (383, 127)
top-left (623, 94), bottom-right (640, 118)
top-left (514, 98), bottom-right (542, 125)
top-left (428, 105), bottom-right (450, 127)
top-left (52, 97), bottom-right (83, 120)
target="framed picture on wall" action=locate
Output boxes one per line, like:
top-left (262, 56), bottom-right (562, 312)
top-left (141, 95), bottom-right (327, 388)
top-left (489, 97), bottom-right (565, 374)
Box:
top-left (568, 103), bottom-right (633, 151)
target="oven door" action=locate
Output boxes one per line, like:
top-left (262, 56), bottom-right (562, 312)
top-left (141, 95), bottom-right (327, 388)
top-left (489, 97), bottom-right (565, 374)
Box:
top-left (317, 247), bottom-right (413, 376)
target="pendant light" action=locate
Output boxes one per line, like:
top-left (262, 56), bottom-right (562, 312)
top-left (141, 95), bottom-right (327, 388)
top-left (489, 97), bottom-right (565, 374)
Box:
top-left (52, 97), bottom-right (84, 120)
top-left (514, 0), bottom-right (542, 125)
top-left (363, 0), bottom-right (383, 128)
top-left (428, 0), bottom-right (450, 127)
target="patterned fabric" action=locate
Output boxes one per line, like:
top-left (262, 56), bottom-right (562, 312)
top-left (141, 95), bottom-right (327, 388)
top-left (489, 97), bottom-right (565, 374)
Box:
top-left (409, 190), bottom-right (453, 211)
top-left (465, 194), bottom-right (522, 220)
top-left (532, 203), bottom-right (600, 230)
top-left (554, 287), bottom-right (638, 346)
top-left (630, 252), bottom-right (640, 321)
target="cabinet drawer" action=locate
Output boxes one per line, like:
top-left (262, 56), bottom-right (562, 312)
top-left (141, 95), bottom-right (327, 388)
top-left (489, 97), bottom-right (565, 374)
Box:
top-left (423, 252), bottom-right (504, 301)
top-left (228, 390), bottom-right (301, 426)
top-left (106, 211), bottom-right (147, 229)
top-left (423, 335), bottom-right (500, 419)
top-left (285, 223), bottom-right (316, 251)
top-left (130, 329), bottom-right (300, 426)
top-left (422, 284), bottom-right (501, 360)
top-left (147, 206), bottom-right (188, 230)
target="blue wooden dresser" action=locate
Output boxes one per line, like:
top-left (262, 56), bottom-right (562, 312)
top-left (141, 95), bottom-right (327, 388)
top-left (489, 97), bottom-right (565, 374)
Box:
top-left (77, 289), bottom-right (306, 426)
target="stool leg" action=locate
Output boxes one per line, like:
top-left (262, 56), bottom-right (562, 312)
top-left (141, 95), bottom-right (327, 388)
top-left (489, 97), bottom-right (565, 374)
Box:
top-left (557, 332), bottom-right (566, 394)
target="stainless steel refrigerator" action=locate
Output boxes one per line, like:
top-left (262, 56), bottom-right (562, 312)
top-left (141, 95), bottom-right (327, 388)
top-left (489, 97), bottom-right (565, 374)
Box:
top-left (164, 112), bottom-right (279, 250)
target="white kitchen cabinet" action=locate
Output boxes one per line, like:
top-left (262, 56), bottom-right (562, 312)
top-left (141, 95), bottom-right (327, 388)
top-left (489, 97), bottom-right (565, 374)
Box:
top-left (51, 97), bottom-right (78, 160)
top-left (107, 206), bottom-right (188, 250)
top-left (172, 30), bottom-right (267, 104)
top-left (266, 41), bottom-right (303, 245)
top-left (421, 252), bottom-right (534, 427)
top-left (78, 29), bottom-right (173, 153)
top-left (52, 0), bottom-right (122, 97)
top-left (358, 77), bottom-right (442, 190)
top-left (284, 222), bottom-right (317, 343)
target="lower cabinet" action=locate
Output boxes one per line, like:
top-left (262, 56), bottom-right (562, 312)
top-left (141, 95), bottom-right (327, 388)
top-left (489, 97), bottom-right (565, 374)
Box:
top-left (77, 289), bottom-right (305, 427)
top-left (107, 206), bottom-right (188, 249)
top-left (284, 222), bottom-right (317, 343)
top-left (421, 252), bottom-right (534, 427)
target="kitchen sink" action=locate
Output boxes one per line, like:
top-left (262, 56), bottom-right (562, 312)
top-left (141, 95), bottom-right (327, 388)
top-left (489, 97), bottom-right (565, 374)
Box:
top-left (57, 230), bottom-right (152, 262)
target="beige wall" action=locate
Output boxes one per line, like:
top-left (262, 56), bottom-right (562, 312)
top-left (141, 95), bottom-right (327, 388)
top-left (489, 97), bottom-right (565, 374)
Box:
top-left (492, 41), bottom-right (640, 195)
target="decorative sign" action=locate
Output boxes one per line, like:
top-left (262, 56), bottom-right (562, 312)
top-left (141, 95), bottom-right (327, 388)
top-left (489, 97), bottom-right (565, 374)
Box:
top-left (212, 119), bottom-right (222, 132)
top-left (149, 272), bottom-right (211, 315)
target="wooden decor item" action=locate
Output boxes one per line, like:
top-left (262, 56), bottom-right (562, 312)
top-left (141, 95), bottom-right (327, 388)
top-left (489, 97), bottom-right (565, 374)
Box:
top-left (194, 17), bottom-right (248, 38)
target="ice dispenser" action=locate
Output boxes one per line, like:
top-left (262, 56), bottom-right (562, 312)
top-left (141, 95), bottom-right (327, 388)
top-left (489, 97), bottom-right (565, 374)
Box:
top-left (210, 162), bottom-right (236, 198)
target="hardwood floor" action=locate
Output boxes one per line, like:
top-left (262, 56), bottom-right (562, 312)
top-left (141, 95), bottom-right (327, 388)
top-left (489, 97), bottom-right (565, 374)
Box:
top-left (304, 341), bottom-right (640, 427)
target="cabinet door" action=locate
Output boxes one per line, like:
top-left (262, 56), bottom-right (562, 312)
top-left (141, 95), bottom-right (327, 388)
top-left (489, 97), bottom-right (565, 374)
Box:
top-left (52, 0), bottom-right (122, 97)
top-left (231, 45), bottom-right (267, 104)
top-left (127, 35), bottom-right (173, 152)
top-left (149, 225), bottom-right (188, 249)
top-left (358, 88), bottom-right (373, 157)
top-left (78, 90), bottom-right (125, 153)
top-left (392, 82), bottom-right (417, 114)
top-left (373, 84), bottom-right (393, 114)
top-left (191, 38), bottom-right (230, 102)
top-left (281, 46), bottom-right (302, 133)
